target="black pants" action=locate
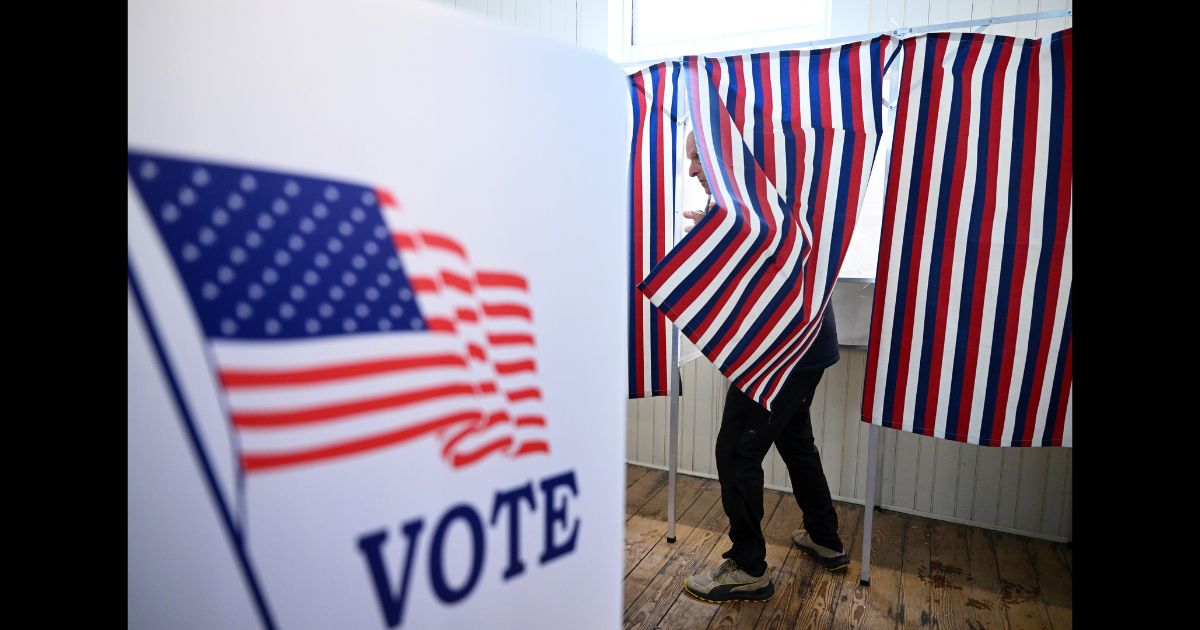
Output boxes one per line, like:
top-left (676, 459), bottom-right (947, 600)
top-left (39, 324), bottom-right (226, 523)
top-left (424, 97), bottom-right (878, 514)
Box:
top-left (715, 368), bottom-right (842, 576)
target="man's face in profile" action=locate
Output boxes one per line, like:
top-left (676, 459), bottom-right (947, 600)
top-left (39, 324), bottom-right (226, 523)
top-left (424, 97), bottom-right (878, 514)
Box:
top-left (685, 132), bottom-right (710, 195)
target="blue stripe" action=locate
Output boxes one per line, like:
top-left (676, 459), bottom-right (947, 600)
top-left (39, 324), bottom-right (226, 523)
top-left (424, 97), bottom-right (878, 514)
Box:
top-left (913, 36), bottom-right (971, 435)
top-left (1040, 293), bottom-right (1071, 446)
top-left (979, 40), bottom-right (1033, 446)
top-left (780, 51), bottom-right (797, 207)
top-left (647, 64), bottom-right (664, 395)
top-left (945, 35), bottom-right (1000, 440)
top-left (882, 38), bottom-right (937, 429)
top-left (870, 37), bottom-right (884, 136)
top-left (627, 72), bottom-right (643, 397)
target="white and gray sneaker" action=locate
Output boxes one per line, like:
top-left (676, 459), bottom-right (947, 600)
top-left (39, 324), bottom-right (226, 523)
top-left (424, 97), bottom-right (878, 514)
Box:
top-left (791, 530), bottom-right (849, 571)
top-left (683, 558), bottom-right (775, 603)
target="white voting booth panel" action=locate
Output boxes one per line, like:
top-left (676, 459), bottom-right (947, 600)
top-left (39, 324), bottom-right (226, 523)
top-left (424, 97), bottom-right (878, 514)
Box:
top-left (128, 1), bottom-right (629, 628)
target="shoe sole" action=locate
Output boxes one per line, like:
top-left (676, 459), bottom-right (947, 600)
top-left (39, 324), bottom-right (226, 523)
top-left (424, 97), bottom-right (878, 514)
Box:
top-left (792, 542), bottom-right (850, 572)
top-left (682, 580), bottom-right (776, 604)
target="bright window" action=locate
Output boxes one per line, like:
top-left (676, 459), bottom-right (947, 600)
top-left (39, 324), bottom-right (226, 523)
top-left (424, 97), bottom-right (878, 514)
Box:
top-left (622, 0), bottom-right (830, 65)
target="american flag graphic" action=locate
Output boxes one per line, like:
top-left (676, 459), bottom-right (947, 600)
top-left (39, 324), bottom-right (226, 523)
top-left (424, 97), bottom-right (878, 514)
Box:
top-left (127, 151), bottom-right (550, 473)
top-left (639, 36), bottom-right (898, 411)
top-left (861, 30), bottom-right (1072, 447)
top-left (627, 61), bottom-right (680, 399)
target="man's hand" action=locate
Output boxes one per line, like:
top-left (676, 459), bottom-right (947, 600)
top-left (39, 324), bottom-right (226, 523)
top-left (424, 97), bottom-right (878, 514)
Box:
top-left (683, 208), bottom-right (707, 233)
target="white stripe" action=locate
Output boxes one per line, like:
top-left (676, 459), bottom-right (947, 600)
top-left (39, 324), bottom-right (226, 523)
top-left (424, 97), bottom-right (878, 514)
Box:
top-left (967, 35), bottom-right (1021, 445)
top-left (1002, 39), bottom-right (1050, 446)
top-left (901, 35), bottom-right (958, 433)
top-left (935, 35), bottom-right (994, 438)
top-left (870, 36), bottom-right (924, 425)
top-left (212, 331), bottom-right (459, 369)
top-left (1032, 211), bottom-right (1070, 445)
top-left (639, 68), bottom-right (655, 395)
top-left (770, 53), bottom-right (787, 200)
top-left (237, 397), bottom-right (480, 458)
top-left (741, 55), bottom-right (756, 156)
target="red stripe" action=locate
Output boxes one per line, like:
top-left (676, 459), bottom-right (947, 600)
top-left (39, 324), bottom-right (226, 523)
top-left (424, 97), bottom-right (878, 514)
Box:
top-left (441, 271), bottom-right (474, 293)
top-left (927, 36), bottom-right (983, 438)
top-left (477, 271), bottom-right (528, 290)
top-left (482, 303), bottom-right (532, 320)
top-left (376, 188), bottom-right (398, 208)
top-left (513, 440), bottom-right (550, 457)
top-left (479, 381), bottom-right (498, 394)
top-left (487, 333), bottom-right (534, 346)
top-left (495, 359), bottom-right (536, 375)
top-left (864, 37), bottom-right (918, 426)
top-left (507, 387), bottom-right (542, 402)
top-left (456, 308), bottom-right (479, 323)
top-left (410, 277), bottom-right (437, 293)
top-left (233, 382), bottom-right (478, 427)
top-left (241, 409), bottom-right (480, 473)
top-left (426, 317), bottom-right (455, 333)
top-left (393, 233), bottom-right (416, 251)
top-left (221, 353), bottom-right (467, 388)
top-left (467, 343), bottom-right (487, 362)
top-left (759, 53), bottom-right (776, 191)
top-left (956, 39), bottom-right (1015, 431)
top-left (451, 437), bottom-right (513, 468)
top-left (419, 232), bottom-right (468, 259)
top-left (516, 415), bottom-right (546, 427)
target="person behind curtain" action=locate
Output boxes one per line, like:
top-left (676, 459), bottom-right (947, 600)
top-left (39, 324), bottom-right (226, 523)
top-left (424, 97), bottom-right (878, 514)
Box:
top-left (679, 131), bottom-right (847, 604)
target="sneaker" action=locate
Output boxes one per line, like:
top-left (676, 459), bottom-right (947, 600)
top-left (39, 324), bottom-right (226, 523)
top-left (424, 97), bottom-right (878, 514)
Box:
top-left (683, 558), bottom-right (775, 603)
top-left (791, 530), bottom-right (849, 572)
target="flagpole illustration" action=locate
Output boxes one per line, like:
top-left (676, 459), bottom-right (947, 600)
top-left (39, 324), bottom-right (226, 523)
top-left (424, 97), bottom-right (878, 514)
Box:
top-left (128, 260), bottom-right (279, 630)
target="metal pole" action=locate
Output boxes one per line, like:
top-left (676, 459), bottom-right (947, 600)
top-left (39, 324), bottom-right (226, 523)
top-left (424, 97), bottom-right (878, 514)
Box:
top-left (860, 424), bottom-right (881, 586)
top-left (666, 326), bottom-right (680, 542)
top-left (619, 8), bottom-right (1072, 71)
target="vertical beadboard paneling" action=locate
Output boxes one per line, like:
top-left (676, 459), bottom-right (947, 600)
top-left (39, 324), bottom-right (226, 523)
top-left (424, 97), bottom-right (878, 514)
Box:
top-left (1040, 447), bottom-right (1070, 536)
top-left (892, 432), bottom-right (920, 511)
top-left (915, 431), bottom-right (938, 513)
top-left (652, 393), bottom-right (667, 467)
top-left (904, 0), bottom-right (933, 27)
top-left (693, 359), bottom-right (716, 474)
top-left (636, 397), bottom-right (653, 464)
top-left (1015, 0), bottom-right (1039, 36)
top-left (1015, 447), bottom-right (1050, 533)
top-left (842, 351), bottom-right (866, 500)
top-left (880, 419), bottom-right (898, 506)
top-left (1059, 450), bottom-right (1072, 540)
top-left (953, 443), bottom-right (978, 521)
top-left (971, 445), bottom-right (1003, 524)
top-left (931, 438), bottom-right (959, 515)
top-left (628, 398), bottom-right (638, 460)
top-left (822, 356), bottom-right (848, 497)
top-left (678, 360), bottom-right (695, 471)
top-left (990, 0), bottom-right (1020, 35)
top-left (996, 448), bottom-right (1024, 528)
top-left (971, 0), bottom-right (994, 21)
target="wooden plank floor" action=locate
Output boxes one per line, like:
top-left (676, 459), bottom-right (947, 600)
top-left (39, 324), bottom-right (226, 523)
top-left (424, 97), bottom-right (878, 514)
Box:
top-left (623, 464), bottom-right (1072, 630)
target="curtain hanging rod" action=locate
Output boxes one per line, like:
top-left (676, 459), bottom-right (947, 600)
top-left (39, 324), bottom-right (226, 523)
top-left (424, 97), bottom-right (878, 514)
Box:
top-left (619, 8), bottom-right (1072, 71)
